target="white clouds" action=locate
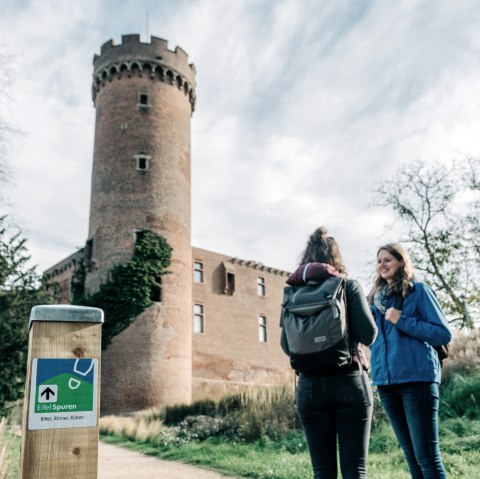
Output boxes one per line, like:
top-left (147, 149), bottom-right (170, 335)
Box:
top-left (1, 0), bottom-right (480, 278)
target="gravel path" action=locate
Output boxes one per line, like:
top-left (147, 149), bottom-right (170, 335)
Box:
top-left (98, 441), bottom-right (238, 479)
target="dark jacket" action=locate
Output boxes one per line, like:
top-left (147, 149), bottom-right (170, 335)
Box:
top-left (370, 281), bottom-right (452, 386)
top-left (345, 279), bottom-right (378, 348)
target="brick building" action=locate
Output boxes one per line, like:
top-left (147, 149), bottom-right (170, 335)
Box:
top-left (45, 34), bottom-right (291, 414)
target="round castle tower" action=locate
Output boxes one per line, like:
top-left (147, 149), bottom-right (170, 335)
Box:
top-left (86, 34), bottom-right (196, 413)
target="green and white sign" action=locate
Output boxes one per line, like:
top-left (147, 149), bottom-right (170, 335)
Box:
top-left (28, 358), bottom-right (98, 430)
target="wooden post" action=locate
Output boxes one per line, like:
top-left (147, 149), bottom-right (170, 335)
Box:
top-left (19, 305), bottom-right (103, 479)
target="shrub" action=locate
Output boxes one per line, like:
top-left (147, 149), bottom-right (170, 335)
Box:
top-left (440, 372), bottom-right (480, 419)
top-left (177, 415), bottom-right (226, 441)
top-left (224, 384), bottom-right (300, 442)
top-left (441, 330), bottom-right (480, 383)
top-left (163, 399), bottom-right (217, 425)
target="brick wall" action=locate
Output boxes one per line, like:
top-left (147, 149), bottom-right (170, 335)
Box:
top-left (191, 247), bottom-right (292, 401)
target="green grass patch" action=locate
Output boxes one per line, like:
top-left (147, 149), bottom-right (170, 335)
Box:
top-left (0, 420), bottom-right (21, 479)
top-left (101, 417), bottom-right (480, 479)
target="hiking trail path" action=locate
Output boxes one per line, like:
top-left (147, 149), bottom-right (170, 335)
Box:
top-left (98, 441), bottom-right (238, 479)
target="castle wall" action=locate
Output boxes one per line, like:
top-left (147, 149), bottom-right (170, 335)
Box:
top-left (44, 250), bottom-right (83, 304)
top-left (191, 247), bottom-right (292, 401)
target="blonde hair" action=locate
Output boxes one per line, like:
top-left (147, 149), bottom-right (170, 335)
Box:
top-left (368, 243), bottom-right (415, 303)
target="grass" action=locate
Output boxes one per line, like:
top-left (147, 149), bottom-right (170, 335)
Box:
top-left (0, 417), bottom-right (21, 479)
top-left (100, 419), bottom-right (480, 479)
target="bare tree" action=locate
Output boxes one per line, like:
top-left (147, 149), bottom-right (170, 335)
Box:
top-left (373, 158), bottom-right (479, 328)
top-left (0, 51), bottom-right (18, 188)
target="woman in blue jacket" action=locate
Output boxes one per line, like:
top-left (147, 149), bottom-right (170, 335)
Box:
top-left (369, 243), bottom-right (452, 479)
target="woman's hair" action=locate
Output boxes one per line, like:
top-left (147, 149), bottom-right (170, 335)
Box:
top-left (299, 227), bottom-right (347, 274)
top-left (368, 243), bottom-right (415, 303)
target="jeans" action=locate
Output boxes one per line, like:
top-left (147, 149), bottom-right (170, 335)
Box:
top-left (377, 382), bottom-right (446, 479)
top-left (296, 369), bottom-right (373, 479)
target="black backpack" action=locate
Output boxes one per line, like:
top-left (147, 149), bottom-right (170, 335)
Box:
top-left (279, 277), bottom-right (352, 374)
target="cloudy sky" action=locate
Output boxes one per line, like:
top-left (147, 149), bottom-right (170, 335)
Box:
top-left (1, 0), bottom-right (480, 282)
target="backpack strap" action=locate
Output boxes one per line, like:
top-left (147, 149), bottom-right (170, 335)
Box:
top-left (353, 342), bottom-right (371, 407)
top-left (302, 263), bottom-right (311, 283)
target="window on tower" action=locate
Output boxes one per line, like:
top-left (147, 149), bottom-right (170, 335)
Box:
top-left (134, 229), bottom-right (146, 243)
top-left (138, 92), bottom-right (149, 108)
top-left (150, 275), bottom-right (162, 302)
top-left (134, 154), bottom-right (150, 171)
top-left (85, 239), bottom-right (93, 261)
top-left (84, 238), bottom-right (94, 271)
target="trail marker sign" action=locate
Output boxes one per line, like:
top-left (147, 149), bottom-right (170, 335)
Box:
top-left (20, 305), bottom-right (103, 479)
top-left (28, 358), bottom-right (99, 430)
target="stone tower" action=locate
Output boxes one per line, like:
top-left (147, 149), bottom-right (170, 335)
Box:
top-left (87, 34), bottom-right (196, 413)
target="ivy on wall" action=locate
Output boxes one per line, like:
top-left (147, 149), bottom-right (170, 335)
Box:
top-left (72, 231), bottom-right (172, 349)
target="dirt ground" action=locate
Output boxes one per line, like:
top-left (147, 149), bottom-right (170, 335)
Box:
top-left (98, 441), bottom-right (238, 479)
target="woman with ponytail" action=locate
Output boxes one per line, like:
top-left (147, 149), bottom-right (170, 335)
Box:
top-left (291, 227), bottom-right (377, 479)
top-left (369, 243), bottom-right (451, 479)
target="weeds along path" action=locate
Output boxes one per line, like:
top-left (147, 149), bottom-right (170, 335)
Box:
top-left (98, 441), bottom-right (238, 479)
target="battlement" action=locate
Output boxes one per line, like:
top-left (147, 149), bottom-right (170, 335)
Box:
top-left (93, 34), bottom-right (195, 83)
top-left (92, 34), bottom-right (196, 111)
top-left (230, 257), bottom-right (290, 276)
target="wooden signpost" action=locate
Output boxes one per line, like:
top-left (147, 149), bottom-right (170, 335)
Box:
top-left (19, 305), bottom-right (104, 479)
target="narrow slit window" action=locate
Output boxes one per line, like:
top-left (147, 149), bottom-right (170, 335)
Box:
top-left (134, 229), bottom-right (145, 243)
top-left (134, 154), bottom-right (150, 171)
top-left (226, 272), bottom-right (235, 295)
top-left (193, 304), bottom-right (204, 334)
top-left (258, 316), bottom-right (267, 342)
top-left (150, 275), bottom-right (162, 302)
top-left (85, 239), bottom-right (93, 261)
top-left (257, 277), bottom-right (265, 296)
top-left (194, 261), bottom-right (204, 283)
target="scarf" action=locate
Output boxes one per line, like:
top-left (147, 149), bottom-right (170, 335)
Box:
top-left (373, 285), bottom-right (389, 315)
top-left (286, 262), bottom-right (342, 286)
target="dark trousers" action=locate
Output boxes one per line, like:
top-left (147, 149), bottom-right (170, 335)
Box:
top-left (296, 369), bottom-right (373, 479)
top-left (377, 382), bottom-right (446, 479)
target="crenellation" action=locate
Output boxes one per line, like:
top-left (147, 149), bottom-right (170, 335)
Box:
top-left (122, 33), bottom-right (141, 44)
top-left (150, 36), bottom-right (169, 52)
top-left (93, 35), bottom-right (195, 86)
top-left (44, 249), bottom-right (84, 279)
top-left (174, 45), bottom-right (188, 63)
top-left (227, 257), bottom-right (289, 275)
top-left (100, 39), bottom-right (115, 54)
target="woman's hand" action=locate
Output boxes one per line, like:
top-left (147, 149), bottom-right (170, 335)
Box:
top-left (385, 307), bottom-right (401, 324)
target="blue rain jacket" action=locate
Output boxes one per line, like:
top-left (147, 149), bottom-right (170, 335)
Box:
top-left (370, 281), bottom-right (452, 386)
